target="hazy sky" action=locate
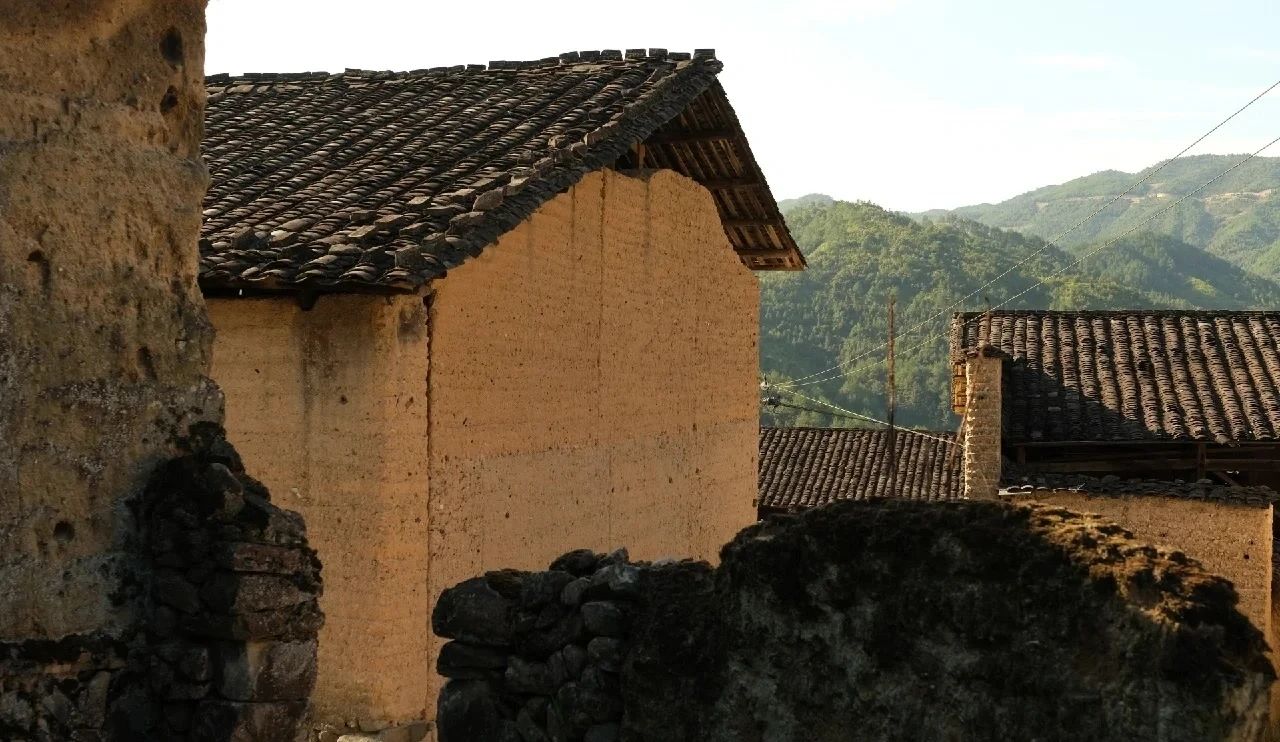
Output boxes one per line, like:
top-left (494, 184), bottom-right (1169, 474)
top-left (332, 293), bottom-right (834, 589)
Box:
top-left (206, 0), bottom-right (1280, 212)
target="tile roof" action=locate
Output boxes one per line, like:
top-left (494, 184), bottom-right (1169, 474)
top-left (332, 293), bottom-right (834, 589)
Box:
top-left (1002, 474), bottom-right (1278, 507)
top-left (952, 310), bottom-right (1280, 443)
top-left (757, 427), bottom-right (962, 511)
top-left (200, 49), bottom-right (803, 293)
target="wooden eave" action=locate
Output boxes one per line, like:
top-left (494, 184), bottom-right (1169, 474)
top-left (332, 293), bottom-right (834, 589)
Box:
top-left (635, 82), bottom-right (805, 271)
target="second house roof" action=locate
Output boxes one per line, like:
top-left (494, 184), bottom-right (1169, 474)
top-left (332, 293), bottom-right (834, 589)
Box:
top-left (952, 310), bottom-right (1280, 443)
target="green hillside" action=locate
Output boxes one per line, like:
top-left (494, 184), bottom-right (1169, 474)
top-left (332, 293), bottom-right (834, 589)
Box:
top-left (761, 198), bottom-right (1280, 429)
top-left (921, 155), bottom-right (1280, 279)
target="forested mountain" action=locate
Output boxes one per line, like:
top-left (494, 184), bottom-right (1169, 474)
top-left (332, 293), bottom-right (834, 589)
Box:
top-left (761, 197), bottom-right (1280, 429)
top-left (919, 155), bottom-right (1280, 280)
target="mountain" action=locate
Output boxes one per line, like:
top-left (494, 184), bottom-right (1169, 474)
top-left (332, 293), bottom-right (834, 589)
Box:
top-left (778, 193), bottom-right (834, 213)
top-left (761, 199), bottom-right (1280, 429)
top-left (920, 155), bottom-right (1280, 279)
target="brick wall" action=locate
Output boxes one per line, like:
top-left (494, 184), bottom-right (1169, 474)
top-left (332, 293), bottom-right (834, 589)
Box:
top-left (963, 352), bottom-right (1003, 500)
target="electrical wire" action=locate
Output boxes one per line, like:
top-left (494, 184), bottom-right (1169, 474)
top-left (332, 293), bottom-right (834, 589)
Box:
top-left (763, 132), bottom-right (1280, 425)
top-left (777, 75), bottom-right (1280, 390)
top-left (781, 132), bottom-right (1280, 390)
top-left (764, 386), bottom-right (957, 446)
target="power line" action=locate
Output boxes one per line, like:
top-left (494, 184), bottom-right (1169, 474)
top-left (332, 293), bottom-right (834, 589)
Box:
top-left (764, 131), bottom-right (1280, 424)
top-left (764, 385), bottom-right (956, 446)
top-left (782, 132), bottom-right (1280, 391)
top-left (778, 75), bottom-right (1280, 390)
top-left (887, 136), bottom-right (1280, 370)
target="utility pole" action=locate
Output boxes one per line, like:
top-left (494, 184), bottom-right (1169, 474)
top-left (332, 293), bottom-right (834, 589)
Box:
top-left (887, 293), bottom-right (898, 496)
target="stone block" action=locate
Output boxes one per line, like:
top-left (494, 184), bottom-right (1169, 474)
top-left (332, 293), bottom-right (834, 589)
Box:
top-left (437, 642), bottom-right (508, 679)
top-left (215, 640), bottom-right (318, 702)
top-left (213, 542), bottom-right (308, 574)
top-left (200, 572), bottom-right (311, 613)
top-left (580, 602), bottom-right (626, 637)
top-left (189, 699), bottom-right (308, 742)
top-left (433, 578), bottom-right (517, 646)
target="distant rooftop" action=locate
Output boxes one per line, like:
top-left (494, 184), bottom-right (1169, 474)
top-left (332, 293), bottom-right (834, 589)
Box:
top-left (952, 310), bottom-right (1280, 444)
top-left (758, 427), bottom-right (962, 512)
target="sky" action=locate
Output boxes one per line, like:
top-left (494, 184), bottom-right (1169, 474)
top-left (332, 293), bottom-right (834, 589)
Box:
top-left (206, 0), bottom-right (1280, 212)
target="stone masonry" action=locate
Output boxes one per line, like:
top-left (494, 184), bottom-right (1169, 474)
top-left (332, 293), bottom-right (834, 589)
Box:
top-left (435, 500), bottom-right (1274, 741)
top-left (432, 549), bottom-right (642, 742)
top-left (963, 348), bottom-right (1004, 499)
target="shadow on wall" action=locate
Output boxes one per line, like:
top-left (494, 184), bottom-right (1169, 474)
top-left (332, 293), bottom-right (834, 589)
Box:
top-left (434, 500), bottom-right (1274, 742)
top-left (0, 425), bottom-right (324, 741)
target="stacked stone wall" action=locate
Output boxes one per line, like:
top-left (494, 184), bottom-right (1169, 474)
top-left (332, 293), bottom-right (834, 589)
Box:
top-left (432, 549), bottom-right (647, 742)
top-left (435, 501), bottom-right (1274, 742)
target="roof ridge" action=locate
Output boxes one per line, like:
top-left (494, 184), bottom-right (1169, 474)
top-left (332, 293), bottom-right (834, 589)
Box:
top-left (761, 426), bottom-right (955, 436)
top-left (205, 48), bottom-right (718, 88)
top-left (954, 309), bottom-right (1280, 318)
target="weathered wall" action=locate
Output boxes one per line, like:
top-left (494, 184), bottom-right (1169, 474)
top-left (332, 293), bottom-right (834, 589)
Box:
top-left (962, 351), bottom-right (1003, 500)
top-left (1005, 491), bottom-right (1273, 644)
top-left (209, 295), bottom-right (431, 728)
top-left (426, 167), bottom-right (759, 707)
top-left (0, 0), bottom-right (217, 644)
top-left (433, 501), bottom-right (1275, 742)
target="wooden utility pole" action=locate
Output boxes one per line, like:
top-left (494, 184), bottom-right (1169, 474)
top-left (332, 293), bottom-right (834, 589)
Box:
top-left (887, 294), bottom-right (898, 496)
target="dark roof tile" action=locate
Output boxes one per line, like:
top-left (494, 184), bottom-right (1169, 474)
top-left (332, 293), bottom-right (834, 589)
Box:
top-left (200, 51), bottom-right (802, 294)
top-left (952, 310), bottom-right (1280, 443)
top-left (758, 427), bottom-right (962, 510)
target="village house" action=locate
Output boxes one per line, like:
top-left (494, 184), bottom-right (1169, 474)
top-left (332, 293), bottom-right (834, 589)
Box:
top-left (950, 309), bottom-right (1280, 726)
top-left (756, 427), bottom-right (962, 518)
top-left (197, 49), bottom-right (803, 735)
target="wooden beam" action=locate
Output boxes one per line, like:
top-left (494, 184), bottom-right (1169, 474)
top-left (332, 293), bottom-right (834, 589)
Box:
top-left (723, 218), bottom-right (776, 229)
top-left (1022, 460), bottom-right (1198, 474)
top-left (646, 128), bottom-right (736, 144)
top-left (734, 247), bottom-right (791, 257)
top-left (699, 176), bottom-right (759, 189)
top-left (1196, 442), bottom-right (1206, 481)
top-left (1202, 459), bottom-right (1280, 471)
top-left (1213, 471), bottom-right (1242, 486)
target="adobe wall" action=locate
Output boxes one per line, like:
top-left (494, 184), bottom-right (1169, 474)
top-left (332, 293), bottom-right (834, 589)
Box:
top-left (1005, 491), bottom-right (1273, 644)
top-left (426, 168), bottom-right (759, 701)
top-left (0, 0), bottom-right (216, 645)
top-left (208, 295), bottom-right (432, 729)
top-left (2, 5), bottom-right (323, 740)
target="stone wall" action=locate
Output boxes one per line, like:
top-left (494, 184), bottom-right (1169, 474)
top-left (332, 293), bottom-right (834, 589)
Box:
top-left (962, 350), bottom-right (1003, 500)
top-left (137, 424), bottom-right (322, 740)
top-left (433, 550), bottom-right (642, 742)
top-left (435, 501), bottom-right (1274, 742)
top-left (0, 424), bottom-right (324, 741)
